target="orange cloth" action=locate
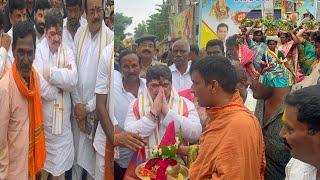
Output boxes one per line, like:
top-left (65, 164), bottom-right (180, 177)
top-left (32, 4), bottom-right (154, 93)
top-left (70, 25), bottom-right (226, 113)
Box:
top-left (12, 61), bottom-right (46, 178)
top-left (189, 92), bottom-right (266, 180)
top-left (104, 137), bottom-right (114, 180)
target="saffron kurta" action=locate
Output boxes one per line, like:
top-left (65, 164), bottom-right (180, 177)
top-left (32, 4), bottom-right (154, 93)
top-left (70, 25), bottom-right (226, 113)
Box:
top-left (189, 92), bottom-right (266, 180)
top-left (0, 69), bottom-right (59, 179)
top-left (33, 39), bottom-right (78, 176)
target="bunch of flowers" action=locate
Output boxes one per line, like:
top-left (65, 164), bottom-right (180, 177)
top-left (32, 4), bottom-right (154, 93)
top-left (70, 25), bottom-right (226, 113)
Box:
top-left (141, 123), bottom-right (184, 180)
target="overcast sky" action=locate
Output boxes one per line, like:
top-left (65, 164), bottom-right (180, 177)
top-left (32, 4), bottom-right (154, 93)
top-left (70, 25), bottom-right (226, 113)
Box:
top-left (115, 0), bottom-right (163, 36)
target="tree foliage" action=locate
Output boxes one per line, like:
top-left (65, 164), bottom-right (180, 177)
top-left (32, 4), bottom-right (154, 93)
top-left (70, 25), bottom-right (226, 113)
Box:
top-left (146, 1), bottom-right (169, 41)
top-left (114, 12), bottom-right (132, 45)
top-left (134, 21), bottom-right (148, 38)
top-left (132, 1), bottom-right (169, 41)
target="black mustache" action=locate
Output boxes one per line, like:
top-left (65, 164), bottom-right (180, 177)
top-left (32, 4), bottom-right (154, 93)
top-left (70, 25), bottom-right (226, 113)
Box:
top-left (283, 138), bottom-right (292, 150)
top-left (93, 18), bottom-right (100, 23)
top-left (142, 49), bottom-right (151, 53)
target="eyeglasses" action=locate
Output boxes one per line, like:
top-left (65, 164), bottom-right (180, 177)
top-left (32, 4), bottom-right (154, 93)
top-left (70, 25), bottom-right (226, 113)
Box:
top-left (88, 7), bottom-right (104, 16)
top-left (48, 30), bottom-right (63, 37)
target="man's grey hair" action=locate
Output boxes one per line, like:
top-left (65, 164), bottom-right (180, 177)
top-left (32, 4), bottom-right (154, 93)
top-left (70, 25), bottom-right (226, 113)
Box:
top-left (172, 39), bottom-right (190, 53)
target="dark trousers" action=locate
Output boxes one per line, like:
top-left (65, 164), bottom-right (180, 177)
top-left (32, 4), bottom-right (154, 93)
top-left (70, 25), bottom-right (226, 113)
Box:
top-left (114, 162), bottom-right (127, 180)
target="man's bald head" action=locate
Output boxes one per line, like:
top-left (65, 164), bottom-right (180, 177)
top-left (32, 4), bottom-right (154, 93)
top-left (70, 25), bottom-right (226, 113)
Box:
top-left (172, 39), bottom-right (190, 68)
top-left (172, 39), bottom-right (190, 53)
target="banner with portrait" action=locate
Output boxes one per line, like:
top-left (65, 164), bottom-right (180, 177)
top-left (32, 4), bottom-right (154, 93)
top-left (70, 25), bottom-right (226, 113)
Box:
top-left (198, 0), bottom-right (317, 49)
top-left (172, 8), bottom-right (193, 42)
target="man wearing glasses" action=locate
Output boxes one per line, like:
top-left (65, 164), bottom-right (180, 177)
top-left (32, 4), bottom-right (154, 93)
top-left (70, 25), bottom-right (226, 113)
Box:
top-left (71, 0), bottom-right (114, 179)
top-left (33, 8), bottom-right (78, 180)
top-left (124, 64), bottom-right (202, 173)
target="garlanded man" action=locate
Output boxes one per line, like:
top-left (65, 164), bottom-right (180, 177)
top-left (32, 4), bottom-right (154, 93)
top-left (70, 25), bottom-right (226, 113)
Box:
top-left (71, 0), bottom-right (113, 178)
top-left (124, 65), bottom-right (202, 175)
top-left (33, 8), bottom-right (78, 179)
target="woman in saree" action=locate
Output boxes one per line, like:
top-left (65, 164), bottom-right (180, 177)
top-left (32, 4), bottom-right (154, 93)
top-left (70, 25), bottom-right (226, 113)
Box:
top-left (260, 36), bottom-right (295, 87)
top-left (278, 30), bottom-right (299, 84)
top-left (296, 28), bottom-right (318, 77)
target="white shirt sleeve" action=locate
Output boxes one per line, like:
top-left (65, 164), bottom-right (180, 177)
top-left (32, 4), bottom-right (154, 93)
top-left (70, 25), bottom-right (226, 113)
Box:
top-left (161, 97), bottom-right (202, 143)
top-left (285, 158), bottom-right (317, 180)
top-left (106, 26), bottom-right (114, 46)
top-left (38, 71), bottom-right (59, 101)
top-left (124, 101), bottom-right (157, 138)
top-left (33, 47), bottom-right (59, 101)
top-left (33, 47), bottom-right (44, 75)
top-left (0, 47), bottom-right (8, 78)
top-left (49, 46), bottom-right (78, 92)
top-left (70, 27), bottom-right (83, 105)
top-left (95, 46), bottom-right (110, 95)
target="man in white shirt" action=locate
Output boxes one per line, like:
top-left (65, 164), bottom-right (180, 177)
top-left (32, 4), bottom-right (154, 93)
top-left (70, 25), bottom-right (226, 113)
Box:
top-left (71, 0), bottom-right (114, 179)
top-left (6, 0), bottom-right (27, 67)
top-left (169, 39), bottom-right (193, 92)
top-left (280, 85), bottom-right (320, 179)
top-left (95, 48), bottom-right (146, 180)
top-left (63, 0), bottom-right (87, 50)
top-left (33, 9), bottom-right (78, 180)
top-left (124, 64), bottom-right (202, 161)
top-left (33, 0), bottom-right (51, 46)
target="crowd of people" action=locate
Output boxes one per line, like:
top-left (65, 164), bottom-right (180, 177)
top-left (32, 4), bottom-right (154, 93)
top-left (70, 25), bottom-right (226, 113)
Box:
top-left (111, 11), bottom-right (320, 180)
top-left (0, 0), bottom-right (114, 179)
top-left (0, 0), bottom-right (319, 180)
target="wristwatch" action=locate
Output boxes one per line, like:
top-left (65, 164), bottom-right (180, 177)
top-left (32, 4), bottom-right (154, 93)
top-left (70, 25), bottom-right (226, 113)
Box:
top-left (149, 110), bottom-right (159, 122)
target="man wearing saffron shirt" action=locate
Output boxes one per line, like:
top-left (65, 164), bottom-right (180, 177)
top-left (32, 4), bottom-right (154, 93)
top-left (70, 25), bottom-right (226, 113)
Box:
top-left (0, 21), bottom-right (59, 179)
top-left (189, 56), bottom-right (266, 179)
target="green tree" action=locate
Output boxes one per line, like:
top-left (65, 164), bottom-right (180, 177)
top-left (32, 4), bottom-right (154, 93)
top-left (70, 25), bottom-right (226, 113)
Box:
top-left (114, 13), bottom-right (133, 45)
top-left (146, 1), bottom-right (169, 41)
top-left (134, 21), bottom-right (148, 38)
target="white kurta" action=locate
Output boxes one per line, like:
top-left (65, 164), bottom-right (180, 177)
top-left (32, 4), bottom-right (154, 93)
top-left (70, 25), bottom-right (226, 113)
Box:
top-left (6, 28), bottom-right (13, 68)
top-left (71, 22), bottom-right (114, 177)
top-left (33, 39), bottom-right (78, 176)
top-left (35, 26), bottom-right (45, 46)
top-left (285, 158), bottom-right (317, 180)
top-left (95, 61), bottom-right (146, 167)
top-left (63, 17), bottom-right (87, 51)
top-left (0, 47), bottom-right (8, 77)
top-left (169, 63), bottom-right (192, 92)
top-left (124, 90), bottom-right (202, 159)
